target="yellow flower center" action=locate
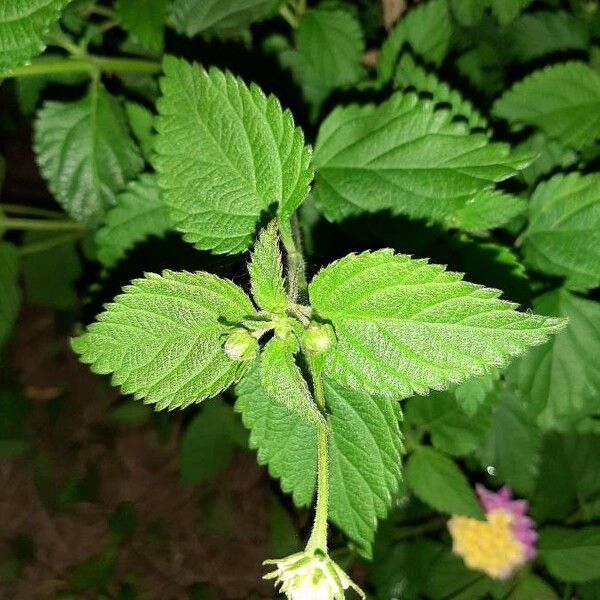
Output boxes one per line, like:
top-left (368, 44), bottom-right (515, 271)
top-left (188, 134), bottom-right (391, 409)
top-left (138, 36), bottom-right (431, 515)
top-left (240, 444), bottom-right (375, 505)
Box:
top-left (447, 509), bottom-right (526, 579)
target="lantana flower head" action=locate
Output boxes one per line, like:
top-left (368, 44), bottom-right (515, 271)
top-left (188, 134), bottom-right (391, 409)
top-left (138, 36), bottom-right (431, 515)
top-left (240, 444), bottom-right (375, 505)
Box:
top-left (264, 549), bottom-right (365, 600)
top-left (447, 484), bottom-right (537, 580)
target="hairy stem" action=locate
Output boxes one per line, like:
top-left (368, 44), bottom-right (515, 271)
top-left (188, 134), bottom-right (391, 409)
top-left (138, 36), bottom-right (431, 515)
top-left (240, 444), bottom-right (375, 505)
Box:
top-left (0, 203), bottom-right (65, 219)
top-left (4, 56), bottom-right (161, 78)
top-left (306, 358), bottom-right (330, 552)
top-left (279, 215), bottom-right (308, 303)
top-left (1, 217), bottom-right (84, 232)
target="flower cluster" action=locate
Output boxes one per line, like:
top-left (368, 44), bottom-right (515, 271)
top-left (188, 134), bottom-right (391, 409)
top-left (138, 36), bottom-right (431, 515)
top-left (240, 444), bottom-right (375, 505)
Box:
top-left (448, 485), bottom-right (537, 580)
top-left (264, 549), bottom-right (365, 600)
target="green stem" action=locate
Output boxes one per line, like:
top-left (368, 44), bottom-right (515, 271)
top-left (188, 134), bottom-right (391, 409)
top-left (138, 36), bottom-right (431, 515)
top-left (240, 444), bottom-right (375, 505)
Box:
top-left (1, 217), bottom-right (84, 232)
top-left (4, 56), bottom-right (161, 79)
top-left (279, 215), bottom-right (308, 303)
top-left (19, 231), bottom-right (81, 255)
top-left (0, 203), bottom-right (64, 219)
top-left (279, 5), bottom-right (299, 28)
top-left (305, 359), bottom-right (330, 553)
top-left (394, 517), bottom-right (447, 540)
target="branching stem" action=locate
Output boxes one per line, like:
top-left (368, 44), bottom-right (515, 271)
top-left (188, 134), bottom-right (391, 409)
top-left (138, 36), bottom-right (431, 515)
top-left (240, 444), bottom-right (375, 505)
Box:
top-left (279, 215), bottom-right (308, 303)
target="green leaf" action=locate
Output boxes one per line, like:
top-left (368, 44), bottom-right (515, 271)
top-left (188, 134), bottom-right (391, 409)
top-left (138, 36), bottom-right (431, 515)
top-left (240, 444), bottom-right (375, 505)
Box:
top-left (378, 0), bottom-right (452, 83)
top-left (235, 362), bottom-right (318, 507)
top-left (21, 233), bottom-right (80, 310)
top-left (480, 391), bottom-right (541, 496)
top-left (326, 380), bottom-right (402, 557)
top-left (539, 527), bottom-right (600, 583)
top-left (493, 62), bottom-right (600, 150)
top-left (491, 0), bottom-right (533, 25)
top-left (522, 173), bottom-right (600, 291)
top-left (260, 336), bottom-right (322, 425)
top-left (0, 241), bottom-right (20, 347)
top-left (180, 398), bottom-right (239, 485)
top-left (453, 371), bottom-right (498, 417)
top-left (0, 0), bottom-right (72, 73)
top-left (282, 6), bottom-right (365, 117)
top-left (34, 82), bottom-right (143, 224)
top-left (70, 544), bottom-right (119, 591)
top-left (405, 391), bottom-right (489, 457)
top-left (115, 0), bottom-right (167, 52)
top-left (312, 93), bottom-right (530, 225)
top-left (448, 0), bottom-right (486, 27)
top-left (405, 447), bottom-right (483, 518)
top-left (248, 221), bottom-right (287, 313)
top-left (170, 0), bottom-right (282, 36)
top-left (509, 11), bottom-right (590, 62)
top-left (449, 189), bottom-right (526, 232)
top-left (124, 101), bottom-right (155, 162)
top-left (506, 574), bottom-right (558, 600)
top-left (308, 250), bottom-right (565, 401)
top-left (154, 57), bottom-right (313, 254)
top-left (95, 174), bottom-right (171, 268)
top-left (514, 290), bottom-right (600, 432)
top-left (72, 270), bottom-right (257, 410)
top-left (393, 53), bottom-right (487, 130)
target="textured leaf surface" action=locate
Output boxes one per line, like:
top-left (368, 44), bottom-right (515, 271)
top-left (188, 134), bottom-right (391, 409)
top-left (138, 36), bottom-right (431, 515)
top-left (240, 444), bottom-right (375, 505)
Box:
top-left (248, 221), bottom-right (287, 313)
top-left (493, 62), bottom-right (600, 150)
top-left (260, 336), bottom-right (322, 425)
top-left (327, 380), bottom-right (402, 557)
top-left (405, 391), bottom-right (489, 457)
top-left (378, 0), bottom-right (452, 83)
top-left (405, 447), bottom-right (483, 518)
top-left (34, 82), bottom-right (143, 224)
top-left (115, 0), bottom-right (167, 51)
top-left (235, 363), bottom-right (318, 507)
top-left (393, 54), bottom-right (487, 130)
top-left (170, 0), bottom-right (282, 36)
top-left (0, 0), bottom-right (71, 73)
top-left (480, 391), bottom-right (541, 496)
top-left (282, 6), bottom-right (364, 115)
top-left (309, 250), bottom-right (565, 400)
top-left (95, 174), bottom-right (171, 268)
top-left (313, 93), bottom-right (529, 224)
top-left (540, 527), bottom-right (600, 583)
top-left (514, 290), bottom-right (600, 432)
top-left (0, 242), bottom-right (20, 346)
top-left (522, 173), bottom-right (600, 291)
top-left (154, 57), bottom-right (313, 253)
top-left (449, 189), bottom-right (526, 232)
top-left (73, 270), bottom-right (257, 410)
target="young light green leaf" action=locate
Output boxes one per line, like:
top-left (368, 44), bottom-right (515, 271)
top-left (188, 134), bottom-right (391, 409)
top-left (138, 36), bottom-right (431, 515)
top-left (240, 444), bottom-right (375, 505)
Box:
top-left (449, 189), bottom-right (526, 232)
top-left (260, 336), bottom-right (323, 425)
top-left (95, 174), bottom-right (172, 268)
top-left (124, 101), bottom-right (155, 162)
top-left (514, 290), bottom-right (600, 432)
top-left (327, 380), bottom-right (402, 558)
top-left (180, 398), bottom-right (243, 485)
top-left (72, 270), bottom-right (257, 410)
top-left (539, 527), bottom-right (600, 583)
top-left (170, 0), bottom-right (282, 36)
top-left (0, 241), bottom-right (20, 347)
top-left (34, 82), bottom-right (143, 224)
top-left (313, 93), bottom-right (530, 225)
top-left (0, 0), bottom-right (72, 73)
top-left (281, 6), bottom-right (365, 118)
top-left (491, 0), bottom-right (532, 25)
top-left (115, 0), bottom-right (167, 52)
top-left (493, 62), bottom-right (600, 150)
top-left (248, 221), bottom-right (287, 313)
top-left (309, 250), bottom-right (565, 401)
top-left (405, 391), bottom-right (490, 457)
top-left (509, 11), bottom-right (590, 62)
top-left (235, 363), bottom-right (318, 507)
top-left (480, 391), bottom-right (541, 496)
top-left (22, 233), bottom-right (80, 310)
top-left (405, 447), bottom-right (483, 518)
top-left (393, 54), bottom-right (487, 130)
top-left (154, 57), bottom-right (313, 254)
top-left (378, 0), bottom-right (452, 83)
top-left (522, 173), bottom-right (600, 291)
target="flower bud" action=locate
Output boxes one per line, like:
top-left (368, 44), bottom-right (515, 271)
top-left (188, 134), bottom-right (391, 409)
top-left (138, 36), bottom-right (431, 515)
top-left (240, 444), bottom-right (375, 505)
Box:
top-left (223, 329), bottom-right (258, 362)
top-left (264, 549), bottom-right (364, 600)
top-left (304, 324), bottom-right (333, 354)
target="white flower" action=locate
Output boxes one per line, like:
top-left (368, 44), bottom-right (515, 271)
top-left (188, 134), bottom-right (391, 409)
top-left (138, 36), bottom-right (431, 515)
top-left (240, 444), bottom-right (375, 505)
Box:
top-left (264, 550), bottom-right (365, 600)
